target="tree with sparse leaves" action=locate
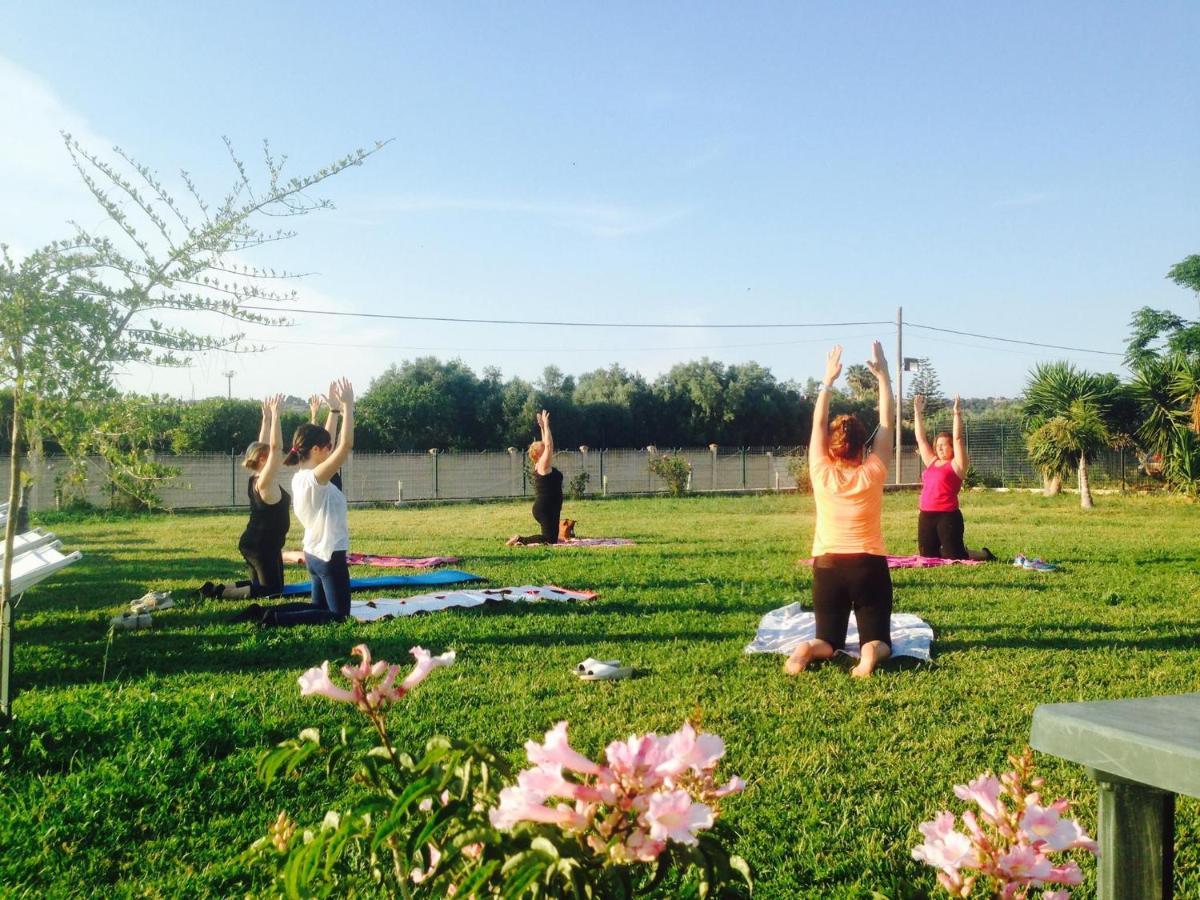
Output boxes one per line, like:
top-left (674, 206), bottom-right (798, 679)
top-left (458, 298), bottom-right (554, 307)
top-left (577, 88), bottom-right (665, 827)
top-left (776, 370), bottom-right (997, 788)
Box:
top-left (1, 134), bottom-right (385, 718)
top-left (905, 359), bottom-right (945, 419)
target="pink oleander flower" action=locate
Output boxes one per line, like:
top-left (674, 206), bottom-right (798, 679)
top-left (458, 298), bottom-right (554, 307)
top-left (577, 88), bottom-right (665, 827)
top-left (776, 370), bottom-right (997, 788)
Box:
top-left (526, 722), bottom-right (605, 776)
top-left (644, 789), bottom-right (714, 846)
top-left (605, 732), bottom-right (668, 780)
top-left (1045, 861), bottom-right (1083, 886)
top-left (1042, 891), bottom-right (1070, 900)
top-left (712, 776), bottom-right (746, 798)
top-left (489, 784), bottom-right (588, 830)
top-left (410, 844), bottom-right (441, 884)
top-left (911, 813), bottom-right (977, 873)
top-left (656, 723), bottom-right (726, 779)
top-left (341, 643), bottom-right (388, 681)
top-left (297, 661), bottom-right (356, 704)
top-left (399, 646), bottom-right (457, 693)
top-left (621, 827), bottom-right (667, 862)
top-left (996, 844), bottom-right (1053, 880)
top-left (1019, 799), bottom-right (1098, 853)
top-left (518, 764), bottom-right (604, 804)
top-left (954, 774), bottom-right (1004, 823)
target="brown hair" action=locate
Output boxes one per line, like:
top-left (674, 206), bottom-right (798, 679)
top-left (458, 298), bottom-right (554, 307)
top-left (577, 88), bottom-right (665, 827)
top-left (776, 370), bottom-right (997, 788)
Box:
top-left (284, 423), bottom-right (332, 466)
top-left (242, 441), bottom-right (269, 471)
top-left (828, 414), bottom-right (867, 462)
top-left (528, 440), bottom-right (544, 464)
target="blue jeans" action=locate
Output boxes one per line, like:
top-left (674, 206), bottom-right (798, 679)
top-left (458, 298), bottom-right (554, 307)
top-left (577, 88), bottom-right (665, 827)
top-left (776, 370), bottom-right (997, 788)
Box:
top-left (265, 551), bottom-right (351, 626)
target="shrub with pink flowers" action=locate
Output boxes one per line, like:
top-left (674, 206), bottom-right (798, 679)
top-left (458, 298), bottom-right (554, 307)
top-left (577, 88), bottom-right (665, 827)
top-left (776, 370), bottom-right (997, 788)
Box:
top-left (247, 644), bottom-right (751, 898)
top-left (912, 748), bottom-right (1098, 898)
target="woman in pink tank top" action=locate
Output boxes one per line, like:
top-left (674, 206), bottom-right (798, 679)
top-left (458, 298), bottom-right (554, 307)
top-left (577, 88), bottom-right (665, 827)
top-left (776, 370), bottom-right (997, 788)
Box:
top-left (913, 394), bottom-right (994, 561)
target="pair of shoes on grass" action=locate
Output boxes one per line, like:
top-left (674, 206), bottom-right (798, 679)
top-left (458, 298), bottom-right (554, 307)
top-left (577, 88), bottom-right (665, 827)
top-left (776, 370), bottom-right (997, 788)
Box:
top-left (574, 657), bottom-right (632, 681)
top-left (110, 611), bottom-right (152, 630)
top-left (199, 581), bottom-right (224, 599)
top-left (1013, 553), bottom-right (1056, 571)
top-left (130, 591), bottom-right (173, 614)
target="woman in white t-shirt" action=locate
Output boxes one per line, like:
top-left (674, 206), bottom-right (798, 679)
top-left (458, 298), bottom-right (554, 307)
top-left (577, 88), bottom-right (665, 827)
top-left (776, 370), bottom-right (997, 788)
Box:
top-left (261, 378), bottom-right (356, 626)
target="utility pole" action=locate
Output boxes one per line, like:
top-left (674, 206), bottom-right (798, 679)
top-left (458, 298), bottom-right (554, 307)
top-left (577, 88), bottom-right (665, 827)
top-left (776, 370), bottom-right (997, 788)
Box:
top-left (223, 370), bottom-right (235, 400)
top-left (895, 307), bottom-right (903, 483)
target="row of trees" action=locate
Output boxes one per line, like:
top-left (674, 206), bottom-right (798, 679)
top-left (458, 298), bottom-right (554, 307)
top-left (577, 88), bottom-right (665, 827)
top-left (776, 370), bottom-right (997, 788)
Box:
top-left (33, 358), bottom-right (883, 454)
top-left (1021, 253), bottom-right (1200, 506)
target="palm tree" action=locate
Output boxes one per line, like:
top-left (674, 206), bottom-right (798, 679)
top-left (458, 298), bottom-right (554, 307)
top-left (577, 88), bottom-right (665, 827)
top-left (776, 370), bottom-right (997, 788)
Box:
top-left (1127, 351), bottom-right (1200, 497)
top-left (1022, 362), bottom-right (1117, 508)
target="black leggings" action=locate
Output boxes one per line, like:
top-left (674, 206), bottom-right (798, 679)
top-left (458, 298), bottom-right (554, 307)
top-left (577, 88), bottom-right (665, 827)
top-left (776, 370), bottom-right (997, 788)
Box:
top-left (918, 510), bottom-right (967, 560)
top-left (516, 499), bottom-right (563, 545)
top-left (812, 554), bottom-right (893, 650)
top-left (239, 541), bottom-right (285, 598)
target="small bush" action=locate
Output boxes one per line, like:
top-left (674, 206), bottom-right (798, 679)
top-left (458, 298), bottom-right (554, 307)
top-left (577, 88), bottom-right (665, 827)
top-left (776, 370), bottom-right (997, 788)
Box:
top-left (567, 470), bottom-right (590, 499)
top-left (786, 451), bottom-right (812, 493)
top-left (648, 453), bottom-right (692, 496)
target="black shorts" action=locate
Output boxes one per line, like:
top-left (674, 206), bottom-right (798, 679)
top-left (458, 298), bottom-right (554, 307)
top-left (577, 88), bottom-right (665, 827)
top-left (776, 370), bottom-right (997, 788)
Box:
top-left (811, 553), bottom-right (893, 650)
top-left (238, 540), bottom-right (285, 597)
top-left (918, 510), bottom-right (967, 559)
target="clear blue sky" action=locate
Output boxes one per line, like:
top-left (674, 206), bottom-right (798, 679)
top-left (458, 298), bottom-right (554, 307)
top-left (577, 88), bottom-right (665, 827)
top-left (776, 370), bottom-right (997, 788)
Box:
top-left (3, 2), bottom-right (1198, 399)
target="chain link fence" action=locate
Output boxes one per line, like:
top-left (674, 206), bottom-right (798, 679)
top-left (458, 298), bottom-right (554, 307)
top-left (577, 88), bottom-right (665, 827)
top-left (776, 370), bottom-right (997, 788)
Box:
top-left (0, 424), bottom-right (1160, 511)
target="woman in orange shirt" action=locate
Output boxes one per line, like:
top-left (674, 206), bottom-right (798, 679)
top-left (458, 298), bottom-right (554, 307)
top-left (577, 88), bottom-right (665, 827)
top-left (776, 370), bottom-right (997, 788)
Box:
top-left (785, 342), bottom-right (895, 678)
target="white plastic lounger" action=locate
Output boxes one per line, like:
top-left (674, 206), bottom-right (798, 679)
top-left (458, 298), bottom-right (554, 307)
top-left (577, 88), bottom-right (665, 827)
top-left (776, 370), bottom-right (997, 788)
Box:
top-left (0, 529), bottom-right (59, 559)
top-left (6, 541), bottom-right (82, 595)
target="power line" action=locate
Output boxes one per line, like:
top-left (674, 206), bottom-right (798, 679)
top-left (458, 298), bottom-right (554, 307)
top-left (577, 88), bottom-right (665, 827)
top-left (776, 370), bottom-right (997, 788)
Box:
top-left (237, 304), bottom-right (1124, 357)
top-left (249, 329), bottom-right (885, 354)
top-left (906, 322), bottom-right (1122, 357)
top-left (239, 304), bottom-right (891, 330)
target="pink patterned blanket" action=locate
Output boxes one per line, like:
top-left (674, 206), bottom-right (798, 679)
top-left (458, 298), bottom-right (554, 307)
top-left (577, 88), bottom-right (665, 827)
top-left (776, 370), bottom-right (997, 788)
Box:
top-left (801, 555), bottom-right (982, 569)
top-left (282, 550), bottom-right (462, 568)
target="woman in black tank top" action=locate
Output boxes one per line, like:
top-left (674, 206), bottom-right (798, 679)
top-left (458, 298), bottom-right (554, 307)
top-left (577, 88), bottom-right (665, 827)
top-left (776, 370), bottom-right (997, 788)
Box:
top-left (507, 410), bottom-right (564, 545)
top-left (200, 395), bottom-right (291, 599)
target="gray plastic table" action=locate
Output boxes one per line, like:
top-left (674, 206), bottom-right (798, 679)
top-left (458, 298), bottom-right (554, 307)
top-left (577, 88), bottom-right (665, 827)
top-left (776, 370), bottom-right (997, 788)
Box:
top-left (1031, 692), bottom-right (1200, 899)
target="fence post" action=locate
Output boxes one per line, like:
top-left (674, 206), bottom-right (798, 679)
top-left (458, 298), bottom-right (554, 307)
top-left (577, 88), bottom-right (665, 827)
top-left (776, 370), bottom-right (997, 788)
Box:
top-left (999, 423), bottom-right (1006, 487)
top-left (766, 451), bottom-right (773, 490)
top-left (741, 448), bottom-right (747, 489)
top-left (230, 449), bottom-right (236, 507)
top-left (429, 448), bottom-right (439, 499)
top-left (599, 448), bottom-right (605, 495)
top-left (709, 444), bottom-right (718, 492)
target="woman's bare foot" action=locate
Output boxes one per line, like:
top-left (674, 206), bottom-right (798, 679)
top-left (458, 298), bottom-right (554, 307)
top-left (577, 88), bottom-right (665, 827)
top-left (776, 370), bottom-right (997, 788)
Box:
top-left (851, 641), bottom-right (889, 678)
top-left (783, 643), bottom-right (813, 675)
top-left (505, 535), bottom-right (521, 546)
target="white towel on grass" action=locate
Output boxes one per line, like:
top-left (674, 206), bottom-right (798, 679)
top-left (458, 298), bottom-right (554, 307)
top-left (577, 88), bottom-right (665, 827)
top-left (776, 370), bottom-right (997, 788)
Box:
top-left (350, 585), bottom-right (597, 622)
top-left (744, 602), bottom-right (934, 661)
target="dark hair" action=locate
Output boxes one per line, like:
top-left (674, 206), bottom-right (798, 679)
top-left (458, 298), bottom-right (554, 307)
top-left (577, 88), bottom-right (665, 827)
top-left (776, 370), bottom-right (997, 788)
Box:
top-left (284, 423), bottom-right (332, 466)
top-left (828, 414), bottom-right (867, 462)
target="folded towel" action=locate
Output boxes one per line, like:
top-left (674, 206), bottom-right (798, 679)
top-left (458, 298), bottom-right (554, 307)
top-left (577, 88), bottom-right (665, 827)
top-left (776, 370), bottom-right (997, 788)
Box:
top-left (744, 603), bottom-right (934, 661)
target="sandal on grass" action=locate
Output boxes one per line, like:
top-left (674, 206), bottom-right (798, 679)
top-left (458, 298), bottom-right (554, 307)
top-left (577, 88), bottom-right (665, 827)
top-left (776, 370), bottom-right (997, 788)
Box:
top-left (574, 657), bottom-right (620, 675)
top-left (579, 662), bottom-right (633, 681)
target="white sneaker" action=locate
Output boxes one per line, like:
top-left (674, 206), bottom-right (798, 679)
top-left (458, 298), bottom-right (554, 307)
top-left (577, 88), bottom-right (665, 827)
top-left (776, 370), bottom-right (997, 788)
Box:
top-left (574, 657), bottom-right (620, 675)
top-left (130, 592), bottom-right (174, 613)
top-left (110, 611), bottom-right (152, 629)
top-left (579, 662), bottom-right (633, 681)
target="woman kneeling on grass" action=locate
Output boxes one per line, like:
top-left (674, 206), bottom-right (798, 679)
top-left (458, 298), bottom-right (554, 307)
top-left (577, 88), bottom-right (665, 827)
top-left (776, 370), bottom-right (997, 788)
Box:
top-left (913, 393), bottom-right (994, 561)
top-left (785, 342), bottom-right (894, 679)
top-left (506, 409), bottom-right (564, 546)
top-left (201, 394), bottom-right (289, 600)
top-left (238, 379), bottom-right (355, 627)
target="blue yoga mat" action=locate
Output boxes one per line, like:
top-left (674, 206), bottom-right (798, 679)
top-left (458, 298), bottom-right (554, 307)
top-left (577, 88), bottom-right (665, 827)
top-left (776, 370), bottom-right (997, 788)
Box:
top-left (280, 569), bottom-right (485, 597)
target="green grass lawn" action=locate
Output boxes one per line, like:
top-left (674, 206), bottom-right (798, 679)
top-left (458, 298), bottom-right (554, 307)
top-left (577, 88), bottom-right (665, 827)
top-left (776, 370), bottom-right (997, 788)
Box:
top-left (2, 491), bottom-right (1198, 897)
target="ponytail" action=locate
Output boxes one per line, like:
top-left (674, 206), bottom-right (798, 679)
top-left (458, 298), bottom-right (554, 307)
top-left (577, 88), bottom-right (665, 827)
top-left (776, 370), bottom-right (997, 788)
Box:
top-left (285, 423), bottom-right (332, 466)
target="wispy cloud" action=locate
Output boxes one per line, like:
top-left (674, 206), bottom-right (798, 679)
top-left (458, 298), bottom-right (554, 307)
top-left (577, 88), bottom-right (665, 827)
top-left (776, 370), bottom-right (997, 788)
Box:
top-left (992, 191), bottom-right (1051, 209)
top-left (368, 194), bottom-right (694, 239)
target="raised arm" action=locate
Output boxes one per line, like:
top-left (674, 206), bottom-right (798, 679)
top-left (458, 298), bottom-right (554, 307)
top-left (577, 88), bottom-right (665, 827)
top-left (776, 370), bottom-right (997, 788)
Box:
top-left (951, 394), bottom-right (969, 477)
top-left (535, 409), bottom-right (554, 476)
top-left (257, 397), bottom-right (270, 444)
top-left (256, 394), bottom-right (285, 503)
top-left (314, 378), bottom-right (354, 484)
top-left (323, 379), bottom-right (341, 444)
top-left (308, 394), bottom-right (322, 425)
top-left (866, 341), bottom-right (894, 469)
top-left (913, 394), bottom-right (935, 466)
top-left (809, 346), bottom-right (843, 461)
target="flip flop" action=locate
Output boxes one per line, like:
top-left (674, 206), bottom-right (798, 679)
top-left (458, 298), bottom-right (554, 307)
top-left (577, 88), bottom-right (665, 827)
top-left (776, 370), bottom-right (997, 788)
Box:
top-left (130, 592), bottom-right (174, 613)
top-left (579, 662), bottom-right (633, 681)
top-left (575, 657), bottom-right (620, 675)
top-left (110, 611), bottom-right (152, 630)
